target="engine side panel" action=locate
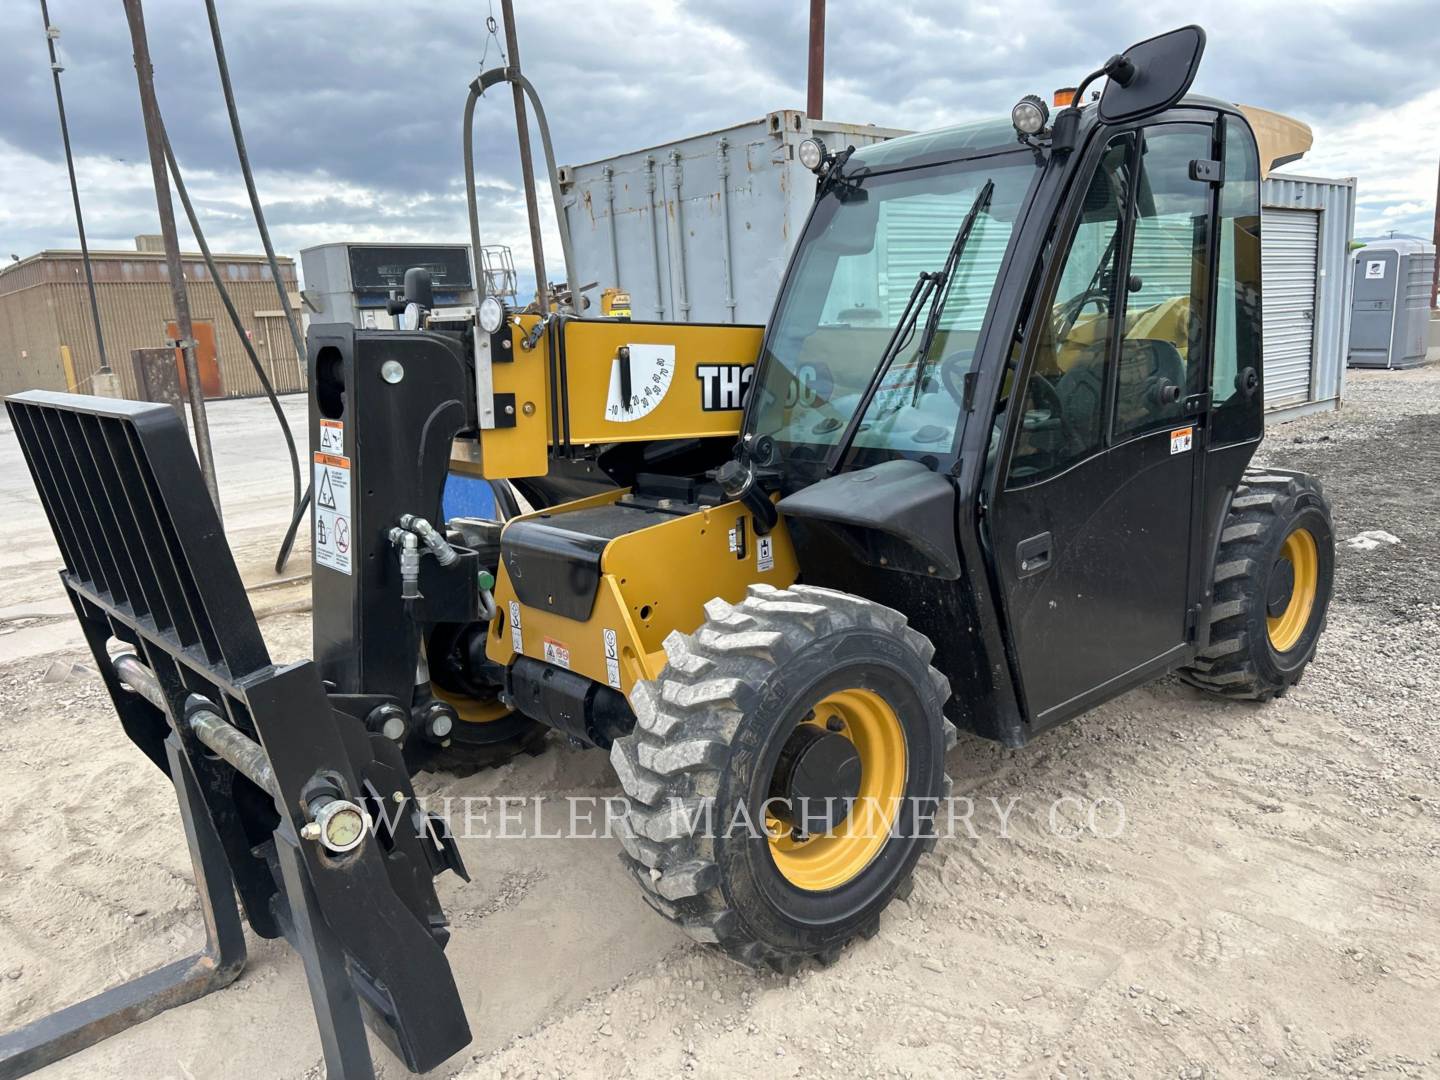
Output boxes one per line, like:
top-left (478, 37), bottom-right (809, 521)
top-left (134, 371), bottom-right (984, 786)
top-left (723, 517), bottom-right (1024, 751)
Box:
top-left (488, 493), bottom-right (798, 695)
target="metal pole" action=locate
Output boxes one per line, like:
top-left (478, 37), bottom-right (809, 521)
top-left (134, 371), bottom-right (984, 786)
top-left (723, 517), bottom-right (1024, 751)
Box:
top-left (500, 0), bottom-right (550, 311)
top-left (807, 0), bottom-right (825, 120)
top-left (39, 0), bottom-right (109, 374)
top-left (1431, 152), bottom-right (1439, 310)
top-left (122, 0), bottom-right (222, 517)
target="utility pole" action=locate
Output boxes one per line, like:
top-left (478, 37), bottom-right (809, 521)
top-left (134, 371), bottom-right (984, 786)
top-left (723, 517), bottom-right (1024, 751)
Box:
top-left (39, 0), bottom-right (109, 376)
top-left (807, 0), bottom-right (826, 119)
top-left (500, 0), bottom-right (550, 311)
top-left (121, 0), bottom-right (222, 517)
top-left (1432, 153), bottom-right (1439, 310)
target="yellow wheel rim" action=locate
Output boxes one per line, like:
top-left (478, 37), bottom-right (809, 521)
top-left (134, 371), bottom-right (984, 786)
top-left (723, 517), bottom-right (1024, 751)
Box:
top-left (767, 688), bottom-right (908, 892)
top-left (432, 686), bottom-right (511, 724)
top-left (1267, 527), bottom-right (1319, 653)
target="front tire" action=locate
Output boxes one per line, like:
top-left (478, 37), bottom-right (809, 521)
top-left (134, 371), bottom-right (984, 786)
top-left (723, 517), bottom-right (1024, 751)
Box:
top-left (610, 584), bottom-right (955, 972)
top-left (1181, 469), bottom-right (1334, 701)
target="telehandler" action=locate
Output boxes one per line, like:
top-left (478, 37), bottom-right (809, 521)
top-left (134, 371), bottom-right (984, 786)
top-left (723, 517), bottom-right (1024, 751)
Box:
top-left (2, 24), bottom-right (1333, 1080)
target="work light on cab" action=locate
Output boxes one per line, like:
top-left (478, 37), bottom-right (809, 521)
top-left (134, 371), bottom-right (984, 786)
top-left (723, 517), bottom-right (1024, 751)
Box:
top-left (1011, 93), bottom-right (1049, 135)
top-left (797, 136), bottom-right (828, 172)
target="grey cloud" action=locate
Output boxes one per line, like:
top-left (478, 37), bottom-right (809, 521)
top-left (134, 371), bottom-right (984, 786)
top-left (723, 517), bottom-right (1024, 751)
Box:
top-left (2, 1), bottom-right (1436, 265)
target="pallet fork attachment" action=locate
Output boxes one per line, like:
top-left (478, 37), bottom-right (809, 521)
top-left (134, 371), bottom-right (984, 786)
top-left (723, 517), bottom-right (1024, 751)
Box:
top-left (0, 392), bottom-right (470, 1079)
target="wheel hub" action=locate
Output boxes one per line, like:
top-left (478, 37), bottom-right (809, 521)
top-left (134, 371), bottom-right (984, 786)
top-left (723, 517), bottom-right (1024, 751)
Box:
top-left (768, 724), bottom-right (862, 835)
top-left (1266, 526), bottom-right (1320, 654)
top-left (1265, 557), bottom-right (1295, 617)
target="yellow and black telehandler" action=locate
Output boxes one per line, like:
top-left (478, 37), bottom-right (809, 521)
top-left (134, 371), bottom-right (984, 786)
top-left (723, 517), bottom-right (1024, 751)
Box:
top-left (2, 25), bottom-right (1333, 1079)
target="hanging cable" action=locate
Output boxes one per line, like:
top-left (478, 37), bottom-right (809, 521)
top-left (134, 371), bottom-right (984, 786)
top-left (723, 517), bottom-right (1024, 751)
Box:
top-left (160, 122), bottom-right (303, 573)
top-left (202, 0), bottom-right (313, 571)
top-left (203, 0), bottom-right (306, 366)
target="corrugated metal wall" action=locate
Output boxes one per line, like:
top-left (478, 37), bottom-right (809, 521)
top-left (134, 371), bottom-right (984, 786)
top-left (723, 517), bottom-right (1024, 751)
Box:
top-left (1261, 174), bottom-right (1356, 420)
top-left (1260, 208), bottom-right (1321, 405)
top-left (561, 111), bottom-right (908, 324)
top-left (0, 252), bottom-right (305, 400)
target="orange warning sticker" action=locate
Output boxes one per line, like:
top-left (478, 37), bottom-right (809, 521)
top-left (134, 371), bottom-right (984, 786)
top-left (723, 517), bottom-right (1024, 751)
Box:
top-left (1170, 427), bottom-right (1194, 455)
top-left (543, 637), bottom-right (571, 669)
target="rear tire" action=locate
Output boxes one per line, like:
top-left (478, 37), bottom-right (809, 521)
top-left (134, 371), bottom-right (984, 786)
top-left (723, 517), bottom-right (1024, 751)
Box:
top-left (610, 584), bottom-right (955, 972)
top-left (1181, 469), bottom-right (1334, 701)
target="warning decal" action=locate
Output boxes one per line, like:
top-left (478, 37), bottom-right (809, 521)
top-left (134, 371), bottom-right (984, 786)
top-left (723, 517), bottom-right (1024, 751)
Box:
top-left (313, 451), bottom-right (352, 575)
top-left (603, 628), bottom-right (622, 689)
top-left (1170, 427), bottom-right (1194, 455)
top-left (543, 637), bottom-right (571, 669)
top-left (756, 534), bottom-right (775, 572)
top-left (509, 601), bottom-right (523, 653)
top-left (318, 418), bottom-right (344, 454)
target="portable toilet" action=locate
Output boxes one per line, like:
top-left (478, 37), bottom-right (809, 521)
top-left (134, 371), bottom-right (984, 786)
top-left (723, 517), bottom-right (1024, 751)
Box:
top-left (1347, 239), bottom-right (1436, 368)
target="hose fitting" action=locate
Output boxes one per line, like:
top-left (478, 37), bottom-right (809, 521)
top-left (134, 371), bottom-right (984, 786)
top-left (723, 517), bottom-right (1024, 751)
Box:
top-left (399, 515), bottom-right (460, 567)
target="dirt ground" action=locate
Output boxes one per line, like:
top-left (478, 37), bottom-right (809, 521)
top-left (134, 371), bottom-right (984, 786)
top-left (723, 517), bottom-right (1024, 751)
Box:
top-left (1, 367), bottom-right (1438, 1080)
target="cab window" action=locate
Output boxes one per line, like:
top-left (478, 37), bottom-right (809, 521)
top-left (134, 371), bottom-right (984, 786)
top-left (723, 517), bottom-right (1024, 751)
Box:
top-left (1210, 114), bottom-right (1263, 446)
top-left (1004, 134), bottom-right (1132, 486)
top-left (1112, 124), bottom-right (1213, 440)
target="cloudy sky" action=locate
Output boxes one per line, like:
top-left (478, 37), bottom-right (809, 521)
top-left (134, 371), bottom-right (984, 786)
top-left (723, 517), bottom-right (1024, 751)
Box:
top-left (2, 0), bottom-right (1436, 294)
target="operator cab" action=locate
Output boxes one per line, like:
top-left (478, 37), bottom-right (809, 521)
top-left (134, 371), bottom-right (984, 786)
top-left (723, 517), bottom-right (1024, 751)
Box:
top-left (747, 26), bottom-right (1275, 738)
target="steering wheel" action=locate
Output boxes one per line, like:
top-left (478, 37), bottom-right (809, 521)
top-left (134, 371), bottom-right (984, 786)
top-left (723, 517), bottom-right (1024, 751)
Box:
top-left (937, 350), bottom-right (977, 405)
top-left (1026, 371), bottom-right (1064, 421)
top-left (1055, 287), bottom-right (1109, 341)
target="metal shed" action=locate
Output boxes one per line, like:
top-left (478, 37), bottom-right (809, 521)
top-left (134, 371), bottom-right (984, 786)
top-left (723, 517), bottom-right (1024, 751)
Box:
top-left (1260, 174), bottom-right (1357, 419)
top-left (561, 122), bottom-right (1356, 422)
top-left (1346, 238), bottom-right (1435, 369)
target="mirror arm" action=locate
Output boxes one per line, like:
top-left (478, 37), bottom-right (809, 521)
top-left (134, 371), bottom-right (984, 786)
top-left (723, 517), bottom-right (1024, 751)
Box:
top-left (1052, 62), bottom-right (1110, 155)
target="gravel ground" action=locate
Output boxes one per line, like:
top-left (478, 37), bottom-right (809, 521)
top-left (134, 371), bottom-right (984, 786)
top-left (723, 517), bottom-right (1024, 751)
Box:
top-left (0, 367), bottom-right (1437, 1080)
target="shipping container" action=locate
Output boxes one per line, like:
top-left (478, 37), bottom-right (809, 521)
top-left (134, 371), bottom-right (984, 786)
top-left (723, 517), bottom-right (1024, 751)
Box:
top-left (562, 117), bottom-right (1356, 422)
top-left (558, 111), bottom-right (908, 325)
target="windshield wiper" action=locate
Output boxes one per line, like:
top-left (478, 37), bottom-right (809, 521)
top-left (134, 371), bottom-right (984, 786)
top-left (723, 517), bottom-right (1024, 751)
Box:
top-left (824, 178), bottom-right (995, 475)
top-left (910, 178), bottom-right (995, 404)
top-left (822, 269), bottom-right (940, 474)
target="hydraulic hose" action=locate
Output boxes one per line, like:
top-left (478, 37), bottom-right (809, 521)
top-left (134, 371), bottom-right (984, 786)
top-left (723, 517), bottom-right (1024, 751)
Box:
top-left (464, 83), bottom-right (487, 304)
top-left (465, 67), bottom-right (580, 312)
top-left (161, 123), bottom-right (303, 574)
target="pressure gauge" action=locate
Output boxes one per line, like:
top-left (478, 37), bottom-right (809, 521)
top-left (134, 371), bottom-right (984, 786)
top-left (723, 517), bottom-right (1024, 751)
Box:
top-left (605, 343), bottom-right (675, 422)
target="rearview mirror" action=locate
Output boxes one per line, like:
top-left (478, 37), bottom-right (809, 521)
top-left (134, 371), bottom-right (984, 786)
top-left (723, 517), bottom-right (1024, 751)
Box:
top-left (1098, 25), bottom-right (1206, 124)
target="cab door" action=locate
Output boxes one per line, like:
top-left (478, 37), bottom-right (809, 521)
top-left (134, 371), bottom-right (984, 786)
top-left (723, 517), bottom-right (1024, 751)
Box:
top-left (989, 120), bottom-right (1217, 726)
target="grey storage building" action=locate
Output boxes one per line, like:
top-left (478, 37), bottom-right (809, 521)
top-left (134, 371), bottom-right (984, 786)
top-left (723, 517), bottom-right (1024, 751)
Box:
top-left (1259, 174), bottom-right (1357, 419)
top-left (560, 119), bottom-right (1355, 421)
top-left (1346, 238), bottom-right (1435, 368)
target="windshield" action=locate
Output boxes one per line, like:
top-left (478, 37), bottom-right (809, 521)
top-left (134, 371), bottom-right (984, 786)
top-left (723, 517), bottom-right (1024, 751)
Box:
top-left (747, 154), bottom-right (1038, 469)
